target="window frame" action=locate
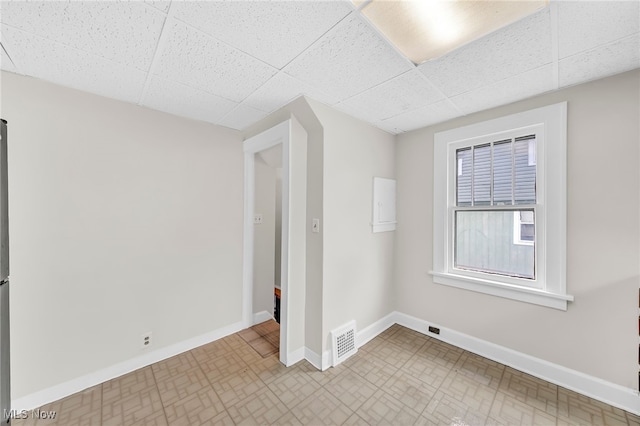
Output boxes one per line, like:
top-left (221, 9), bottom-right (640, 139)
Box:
top-left (513, 211), bottom-right (535, 246)
top-left (431, 102), bottom-right (573, 310)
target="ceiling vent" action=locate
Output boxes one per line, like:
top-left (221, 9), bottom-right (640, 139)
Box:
top-left (331, 321), bottom-right (357, 366)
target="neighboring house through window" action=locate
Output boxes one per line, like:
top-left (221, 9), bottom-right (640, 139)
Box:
top-left (431, 102), bottom-right (573, 310)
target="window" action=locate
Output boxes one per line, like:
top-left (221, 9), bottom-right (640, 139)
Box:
top-left (431, 102), bottom-right (573, 310)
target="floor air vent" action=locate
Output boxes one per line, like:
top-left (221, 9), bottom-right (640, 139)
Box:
top-left (331, 321), bottom-right (357, 366)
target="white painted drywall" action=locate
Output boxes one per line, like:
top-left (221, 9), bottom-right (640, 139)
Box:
top-left (2, 71), bottom-right (244, 399)
top-left (243, 97), bottom-right (324, 358)
top-left (395, 69), bottom-right (640, 389)
top-left (286, 116), bottom-right (308, 354)
top-left (307, 100), bottom-right (396, 355)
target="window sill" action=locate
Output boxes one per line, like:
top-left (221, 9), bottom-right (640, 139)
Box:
top-left (429, 271), bottom-right (574, 310)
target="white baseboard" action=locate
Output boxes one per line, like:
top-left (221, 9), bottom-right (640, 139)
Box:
top-left (286, 346), bottom-right (305, 367)
top-left (394, 312), bottom-right (640, 416)
top-left (356, 311), bottom-right (397, 349)
top-left (304, 348), bottom-right (323, 370)
top-left (12, 321), bottom-right (244, 411)
top-left (252, 310), bottom-right (274, 325)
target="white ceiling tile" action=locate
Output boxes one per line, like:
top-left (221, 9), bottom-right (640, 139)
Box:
top-left (0, 1), bottom-right (165, 71)
top-left (1, 25), bottom-right (146, 105)
top-left (144, 1), bottom-right (171, 14)
top-left (380, 101), bottom-right (461, 132)
top-left (331, 102), bottom-right (378, 123)
top-left (284, 14), bottom-right (413, 101)
top-left (558, 1), bottom-right (640, 59)
top-left (371, 121), bottom-right (404, 135)
top-left (0, 45), bottom-right (16, 73)
top-left (243, 73), bottom-right (339, 113)
top-left (217, 104), bottom-right (269, 131)
top-left (172, 1), bottom-right (353, 69)
top-left (418, 8), bottom-right (552, 97)
top-left (559, 33), bottom-right (640, 88)
top-left (451, 65), bottom-right (555, 115)
top-left (339, 70), bottom-right (444, 121)
top-left (154, 20), bottom-right (278, 103)
top-left (141, 77), bottom-right (239, 124)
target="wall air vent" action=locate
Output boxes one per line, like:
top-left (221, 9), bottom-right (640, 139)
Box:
top-left (331, 321), bottom-right (357, 366)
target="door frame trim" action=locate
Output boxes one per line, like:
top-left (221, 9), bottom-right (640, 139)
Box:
top-left (242, 120), bottom-right (291, 365)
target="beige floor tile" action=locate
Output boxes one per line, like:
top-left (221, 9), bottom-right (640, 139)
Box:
top-left (343, 412), bottom-right (372, 425)
top-left (190, 339), bottom-right (234, 364)
top-left (557, 387), bottom-right (625, 426)
top-left (264, 330), bottom-right (280, 347)
top-left (323, 369), bottom-right (377, 411)
top-left (356, 389), bottom-right (422, 425)
top-left (382, 369), bottom-right (437, 414)
top-left (454, 351), bottom-right (505, 389)
top-left (438, 371), bottom-right (498, 415)
top-left (291, 359), bottom-right (345, 387)
top-left (290, 388), bottom-right (353, 425)
top-left (266, 365), bottom-right (322, 408)
top-left (226, 387), bottom-right (289, 425)
top-left (345, 350), bottom-right (399, 388)
top-left (235, 341), bottom-right (269, 365)
top-left (628, 410), bottom-right (640, 426)
top-left (102, 381), bottom-right (165, 426)
top-left (499, 367), bottom-right (558, 416)
top-left (377, 323), bottom-right (404, 340)
top-left (489, 391), bottom-right (557, 426)
top-left (248, 337), bottom-right (278, 358)
top-left (155, 366), bottom-right (210, 407)
top-left (362, 339), bottom-right (414, 369)
top-left (402, 352), bottom-right (452, 388)
top-left (198, 350), bottom-right (249, 382)
top-left (247, 353), bottom-right (290, 384)
top-left (220, 333), bottom-right (248, 350)
top-left (416, 339), bottom-right (464, 369)
top-left (163, 386), bottom-right (227, 426)
top-left (102, 367), bottom-right (157, 403)
top-left (238, 328), bottom-right (262, 342)
top-left (15, 385), bottom-right (102, 426)
top-left (273, 410), bottom-right (304, 425)
top-left (386, 327), bottom-right (431, 354)
top-left (210, 366), bottom-right (267, 406)
top-left (253, 319), bottom-right (280, 336)
top-left (151, 352), bottom-right (200, 382)
top-left (424, 390), bottom-right (488, 426)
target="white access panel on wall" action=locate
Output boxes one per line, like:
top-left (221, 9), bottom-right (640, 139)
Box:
top-left (372, 177), bottom-right (396, 233)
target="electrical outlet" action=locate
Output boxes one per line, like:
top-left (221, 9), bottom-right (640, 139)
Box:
top-left (254, 214), bottom-right (263, 224)
top-left (428, 326), bottom-right (440, 335)
top-left (141, 332), bottom-right (153, 349)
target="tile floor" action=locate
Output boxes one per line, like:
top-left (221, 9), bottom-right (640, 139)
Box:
top-left (13, 323), bottom-right (640, 426)
top-left (238, 320), bottom-right (280, 358)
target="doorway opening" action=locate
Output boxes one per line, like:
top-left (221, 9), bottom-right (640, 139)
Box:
top-left (242, 120), bottom-right (290, 365)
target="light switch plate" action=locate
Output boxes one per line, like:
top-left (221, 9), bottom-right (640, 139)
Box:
top-left (254, 214), bottom-right (263, 224)
top-left (312, 218), bottom-right (320, 233)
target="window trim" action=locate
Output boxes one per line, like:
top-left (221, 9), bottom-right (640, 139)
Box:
top-left (431, 102), bottom-right (573, 310)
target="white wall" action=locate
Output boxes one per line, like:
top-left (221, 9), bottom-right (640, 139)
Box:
top-left (244, 98), bottom-right (324, 358)
top-left (395, 69), bottom-right (640, 389)
top-left (307, 100), bottom-right (396, 355)
top-left (2, 72), bottom-right (244, 400)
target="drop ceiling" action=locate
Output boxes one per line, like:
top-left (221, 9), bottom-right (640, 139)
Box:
top-left (0, 1), bottom-right (638, 135)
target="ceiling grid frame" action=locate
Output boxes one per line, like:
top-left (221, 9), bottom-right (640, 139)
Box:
top-left (0, 0), bottom-right (637, 134)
